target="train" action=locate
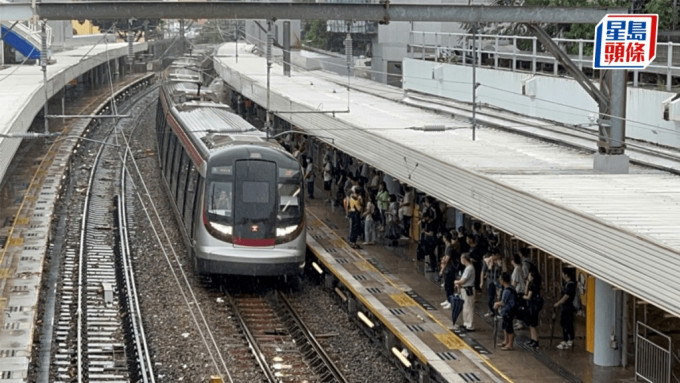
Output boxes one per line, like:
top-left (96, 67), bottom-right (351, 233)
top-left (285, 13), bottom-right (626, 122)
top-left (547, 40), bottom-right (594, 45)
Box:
top-left (154, 55), bottom-right (306, 276)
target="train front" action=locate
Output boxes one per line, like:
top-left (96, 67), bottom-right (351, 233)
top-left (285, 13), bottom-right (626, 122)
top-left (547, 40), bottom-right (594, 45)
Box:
top-left (195, 146), bottom-right (306, 276)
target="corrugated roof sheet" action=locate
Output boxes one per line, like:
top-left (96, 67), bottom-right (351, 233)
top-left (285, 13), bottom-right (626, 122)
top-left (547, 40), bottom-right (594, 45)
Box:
top-left (214, 43), bottom-right (680, 317)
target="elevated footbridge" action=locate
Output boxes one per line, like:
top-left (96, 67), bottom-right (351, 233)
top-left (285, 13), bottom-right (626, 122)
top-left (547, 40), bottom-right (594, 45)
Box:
top-left (213, 42), bottom-right (680, 321)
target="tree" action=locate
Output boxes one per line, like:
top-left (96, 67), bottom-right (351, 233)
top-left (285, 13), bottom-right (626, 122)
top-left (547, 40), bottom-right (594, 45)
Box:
top-left (644, 0), bottom-right (679, 31)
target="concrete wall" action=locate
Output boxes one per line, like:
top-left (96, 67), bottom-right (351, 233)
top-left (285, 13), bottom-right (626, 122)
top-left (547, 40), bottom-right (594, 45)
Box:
top-left (403, 58), bottom-right (680, 149)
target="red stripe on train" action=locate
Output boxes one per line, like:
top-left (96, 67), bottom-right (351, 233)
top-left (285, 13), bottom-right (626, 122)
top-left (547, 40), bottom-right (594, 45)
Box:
top-left (233, 237), bottom-right (275, 246)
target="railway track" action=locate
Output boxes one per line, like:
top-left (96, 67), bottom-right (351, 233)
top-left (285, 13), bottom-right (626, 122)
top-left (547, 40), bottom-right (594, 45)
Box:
top-left (50, 83), bottom-right (158, 382)
top-left (228, 291), bottom-right (348, 383)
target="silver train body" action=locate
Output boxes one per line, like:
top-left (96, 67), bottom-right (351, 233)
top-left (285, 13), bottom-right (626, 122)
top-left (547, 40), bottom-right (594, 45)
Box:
top-left (155, 57), bottom-right (306, 276)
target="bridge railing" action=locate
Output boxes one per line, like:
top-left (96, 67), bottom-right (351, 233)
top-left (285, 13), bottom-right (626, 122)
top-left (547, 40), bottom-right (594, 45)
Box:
top-left (409, 30), bottom-right (680, 91)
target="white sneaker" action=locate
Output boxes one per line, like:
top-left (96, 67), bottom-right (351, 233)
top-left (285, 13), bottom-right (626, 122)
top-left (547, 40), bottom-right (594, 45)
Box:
top-left (484, 312), bottom-right (494, 318)
top-left (440, 300), bottom-right (449, 306)
top-left (442, 302), bottom-right (451, 309)
top-left (556, 341), bottom-right (573, 350)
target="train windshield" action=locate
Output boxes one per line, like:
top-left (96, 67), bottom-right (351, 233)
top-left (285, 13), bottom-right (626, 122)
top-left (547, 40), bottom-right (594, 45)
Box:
top-left (207, 181), bottom-right (233, 218)
top-left (277, 166), bottom-right (303, 222)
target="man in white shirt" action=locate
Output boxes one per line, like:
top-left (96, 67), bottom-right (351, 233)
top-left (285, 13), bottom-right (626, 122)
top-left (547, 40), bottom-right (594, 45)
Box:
top-left (454, 254), bottom-right (476, 331)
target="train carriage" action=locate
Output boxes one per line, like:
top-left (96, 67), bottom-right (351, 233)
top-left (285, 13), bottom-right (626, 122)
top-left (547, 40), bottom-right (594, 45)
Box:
top-left (155, 56), bottom-right (306, 276)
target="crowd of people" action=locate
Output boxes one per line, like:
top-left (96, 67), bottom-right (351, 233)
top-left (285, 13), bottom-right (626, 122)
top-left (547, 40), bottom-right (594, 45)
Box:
top-left (284, 135), bottom-right (580, 351)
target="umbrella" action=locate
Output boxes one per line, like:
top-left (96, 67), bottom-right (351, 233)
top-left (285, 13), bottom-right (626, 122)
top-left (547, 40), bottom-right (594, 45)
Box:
top-left (449, 294), bottom-right (464, 325)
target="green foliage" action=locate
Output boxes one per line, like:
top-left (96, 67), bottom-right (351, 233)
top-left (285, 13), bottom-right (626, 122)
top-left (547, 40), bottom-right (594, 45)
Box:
top-left (303, 20), bottom-right (328, 49)
top-left (645, 0), bottom-right (679, 30)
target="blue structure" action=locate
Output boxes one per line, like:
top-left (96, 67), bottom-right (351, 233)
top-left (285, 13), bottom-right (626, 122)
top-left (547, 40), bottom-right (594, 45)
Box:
top-left (1, 24), bottom-right (40, 59)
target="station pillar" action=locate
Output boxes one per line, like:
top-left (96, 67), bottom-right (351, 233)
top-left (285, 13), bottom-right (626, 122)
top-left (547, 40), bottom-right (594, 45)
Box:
top-left (593, 278), bottom-right (622, 366)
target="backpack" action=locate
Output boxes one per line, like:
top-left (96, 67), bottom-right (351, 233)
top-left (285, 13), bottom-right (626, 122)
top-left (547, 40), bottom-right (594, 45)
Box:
top-left (531, 293), bottom-right (544, 312)
top-left (371, 204), bottom-right (381, 221)
top-left (504, 286), bottom-right (518, 317)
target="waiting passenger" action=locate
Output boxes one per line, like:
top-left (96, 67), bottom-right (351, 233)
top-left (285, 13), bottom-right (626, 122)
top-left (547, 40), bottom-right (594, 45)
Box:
top-left (454, 254), bottom-right (475, 332)
top-left (348, 189), bottom-right (363, 249)
top-left (554, 267), bottom-right (577, 349)
top-left (510, 254), bottom-right (527, 330)
top-left (523, 269), bottom-right (543, 349)
top-left (481, 248), bottom-right (503, 318)
top-left (467, 234), bottom-right (485, 292)
top-left (494, 272), bottom-right (518, 351)
top-left (384, 194), bottom-right (400, 246)
top-left (375, 182), bottom-right (389, 230)
top-left (322, 154), bottom-right (333, 202)
top-left (418, 197), bottom-right (437, 272)
top-left (398, 186), bottom-right (414, 239)
top-left (439, 232), bottom-right (460, 309)
top-left (304, 157), bottom-right (315, 200)
top-left (362, 195), bottom-right (377, 245)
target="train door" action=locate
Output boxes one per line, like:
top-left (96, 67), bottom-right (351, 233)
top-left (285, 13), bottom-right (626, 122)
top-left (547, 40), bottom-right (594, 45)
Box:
top-left (232, 160), bottom-right (277, 247)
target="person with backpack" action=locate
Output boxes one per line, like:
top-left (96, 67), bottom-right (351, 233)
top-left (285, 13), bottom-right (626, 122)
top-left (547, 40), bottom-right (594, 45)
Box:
top-left (554, 267), bottom-right (577, 349)
top-left (494, 272), bottom-right (518, 351)
top-left (523, 269), bottom-right (543, 349)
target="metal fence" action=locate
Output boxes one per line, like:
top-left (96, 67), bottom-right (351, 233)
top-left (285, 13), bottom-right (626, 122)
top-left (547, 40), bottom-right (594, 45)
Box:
top-left (409, 30), bottom-right (680, 91)
top-left (636, 321), bottom-right (672, 383)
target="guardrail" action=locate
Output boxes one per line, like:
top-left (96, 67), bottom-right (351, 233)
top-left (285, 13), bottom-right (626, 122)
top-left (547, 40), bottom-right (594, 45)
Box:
top-left (635, 321), bottom-right (672, 383)
top-left (409, 30), bottom-right (680, 91)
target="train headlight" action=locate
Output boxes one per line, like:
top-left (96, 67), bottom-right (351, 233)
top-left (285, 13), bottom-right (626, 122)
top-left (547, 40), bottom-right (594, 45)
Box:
top-left (276, 225), bottom-right (298, 237)
top-left (210, 222), bottom-right (233, 235)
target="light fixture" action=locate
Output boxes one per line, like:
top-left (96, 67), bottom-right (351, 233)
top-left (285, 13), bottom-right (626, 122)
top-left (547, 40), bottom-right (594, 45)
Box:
top-left (357, 311), bottom-right (375, 329)
top-left (391, 347), bottom-right (412, 368)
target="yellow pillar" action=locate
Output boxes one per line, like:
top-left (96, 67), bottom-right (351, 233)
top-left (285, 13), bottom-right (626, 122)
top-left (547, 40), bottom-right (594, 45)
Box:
top-left (586, 275), bottom-right (596, 353)
top-left (412, 204), bottom-right (420, 239)
top-left (209, 376), bottom-right (223, 383)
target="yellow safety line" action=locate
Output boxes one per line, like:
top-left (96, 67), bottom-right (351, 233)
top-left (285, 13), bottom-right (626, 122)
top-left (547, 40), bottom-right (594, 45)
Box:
top-left (307, 210), bottom-right (515, 383)
top-left (0, 146), bottom-right (54, 270)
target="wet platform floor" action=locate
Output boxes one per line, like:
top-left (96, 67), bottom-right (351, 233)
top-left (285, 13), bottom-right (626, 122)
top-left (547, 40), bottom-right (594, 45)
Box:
top-left (305, 195), bottom-right (636, 383)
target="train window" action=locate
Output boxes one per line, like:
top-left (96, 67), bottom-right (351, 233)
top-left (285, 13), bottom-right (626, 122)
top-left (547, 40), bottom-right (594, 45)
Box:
top-left (177, 150), bottom-right (190, 213)
top-left (165, 135), bottom-right (175, 176)
top-left (191, 177), bottom-right (204, 238)
top-left (207, 181), bottom-right (233, 217)
top-left (184, 165), bottom-right (199, 234)
top-left (278, 167), bottom-right (301, 179)
top-left (172, 145), bottom-right (184, 198)
top-left (278, 183), bottom-right (301, 217)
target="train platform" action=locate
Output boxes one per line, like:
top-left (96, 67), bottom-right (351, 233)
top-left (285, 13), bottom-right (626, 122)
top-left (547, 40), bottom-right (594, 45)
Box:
top-left (0, 72), bottom-right (152, 382)
top-left (0, 40), bottom-right (148, 183)
top-left (305, 196), bottom-right (636, 383)
top-left (213, 39), bottom-right (680, 353)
